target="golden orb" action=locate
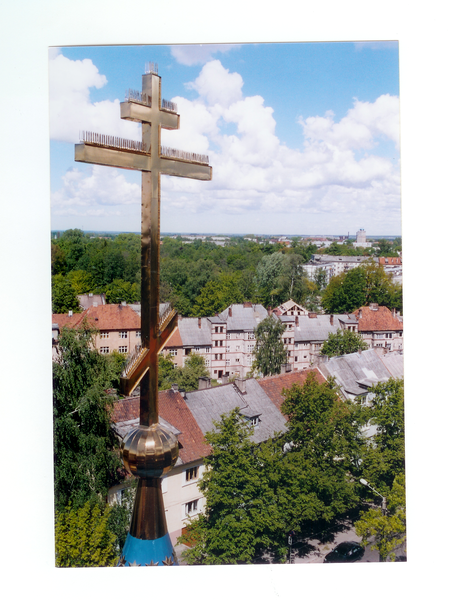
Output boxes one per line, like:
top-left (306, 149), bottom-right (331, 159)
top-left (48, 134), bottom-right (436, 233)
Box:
top-left (121, 423), bottom-right (179, 478)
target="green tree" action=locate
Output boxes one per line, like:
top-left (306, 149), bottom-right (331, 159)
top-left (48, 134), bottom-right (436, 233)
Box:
top-left (53, 325), bottom-right (123, 512)
top-left (178, 409), bottom-right (288, 564)
top-left (105, 278), bottom-right (140, 304)
top-left (320, 328), bottom-right (368, 357)
top-left (280, 374), bottom-right (363, 527)
top-left (55, 500), bottom-right (118, 567)
top-left (361, 378), bottom-right (405, 492)
top-left (173, 353), bottom-right (210, 391)
top-left (321, 268), bottom-right (367, 314)
top-left (191, 273), bottom-right (244, 317)
top-left (67, 269), bottom-right (96, 295)
top-left (158, 353), bottom-right (176, 390)
top-left (355, 473), bottom-right (406, 562)
top-left (252, 316), bottom-right (287, 376)
top-left (52, 274), bottom-right (81, 314)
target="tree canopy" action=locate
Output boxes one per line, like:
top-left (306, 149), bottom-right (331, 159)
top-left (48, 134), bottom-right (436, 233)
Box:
top-left (320, 328), bottom-right (368, 357)
top-left (321, 261), bottom-right (402, 314)
top-left (179, 374), bottom-right (369, 564)
top-left (355, 473), bottom-right (406, 561)
top-left (53, 324), bottom-right (123, 512)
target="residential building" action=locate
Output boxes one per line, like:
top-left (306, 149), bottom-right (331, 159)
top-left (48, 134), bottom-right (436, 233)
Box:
top-left (352, 304), bottom-right (403, 352)
top-left (317, 348), bottom-right (404, 437)
top-left (52, 303), bottom-right (141, 355)
top-left (110, 386), bottom-right (211, 546)
top-left (305, 255), bottom-right (377, 284)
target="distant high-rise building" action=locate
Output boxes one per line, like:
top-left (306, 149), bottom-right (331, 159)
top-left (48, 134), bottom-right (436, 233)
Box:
top-left (356, 228), bottom-right (367, 244)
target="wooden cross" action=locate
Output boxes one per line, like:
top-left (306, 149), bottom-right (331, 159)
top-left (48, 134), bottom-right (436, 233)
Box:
top-left (75, 66), bottom-right (212, 427)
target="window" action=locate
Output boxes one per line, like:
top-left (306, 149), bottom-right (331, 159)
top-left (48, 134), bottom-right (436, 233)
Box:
top-left (119, 346), bottom-right (128, 353)
top-left (119, 331), bottom-right (127, 339)
top-left (236, 345), bottom-right (240, 351)
top-left (249, 416), bottom-right (259, 427)
top-left (185, 500), bottom-right (199, 516)
top-left (194, 347), bottom-right (200, 352)
top-left (246, 355), bottom-right (252, 366)
top-left (375, 333), bottom-right (384, 339)
top-left (235, 358), bottom-right (240, 363)
top-left (247, 344), bottom-right (254, 352)
top-left (226, 359), bottom-right (231, 366)
top-left (295, 356), bottom-right (298, 361)
top-left (100, 332), bottom-right (109, 339)
top-left (385, 333), bottom-right (393, 339)
top-left (185, 466), bottom-right (199, 482)
top-left (205, 358), bottom-right (210, 367)
top-left (136, 331), bottom-right (141, 338)
top-left (100, 347), bottom-right (110, 354)
top-left (226, 346), bottom-right (231, 352)
top-left (247, 333), bottom-right (255, 340)
top-left (169, 349), bottom-right (177, 356)
top-left (226, 333), bottom-right (231, 340)
top-left (205, 347), bottom-right (210, 353)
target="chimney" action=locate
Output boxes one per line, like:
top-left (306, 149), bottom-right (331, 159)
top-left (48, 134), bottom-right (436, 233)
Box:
top-left (198, 317), bottom-right (201, 329)
top-left (330, 314), bottom-right (333, 326)
top-left (122, 301), bottom-right (127, 306)
top-left (358, 309), bottom-right (362, 319)
top-left (295, 315), bottom-right (299, 326)
top-left (243, 302), bottom-right (252, 308)
top-left (171, 383), bottom-right (179, 392)
top-left (198, 377), bottom-right (211, 390)
top-left (392, 308), bottom-right (396, 317)
top-left (68, 310), bottom-right (73, 317)
top-left (228, 307), bottom-right (232, 317)
top-left (308, 312), bottom-right (317, 319)
top-left (221, 374), bottom-right (229, 384)
top-left (93, 302), bottom-right (98, 307)
top-left (235, 378), bottom-right (246, 394)
top-left (370, 303), bottom-right (378, 311)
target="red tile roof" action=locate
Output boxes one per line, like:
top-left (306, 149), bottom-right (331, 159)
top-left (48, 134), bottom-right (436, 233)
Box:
top-left (164, 326), bottom-right (183, 348)
top-left (354, 305), bottom-right (403, 332)
top-left (257, 369), bottom-right (326, 413)
top-left (112, 389), bottom-right (210, 465)
top-left (53, 304), bottom-right (140, 332)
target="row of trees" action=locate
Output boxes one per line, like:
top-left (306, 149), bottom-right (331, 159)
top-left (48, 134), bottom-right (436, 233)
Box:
top-left (52, 230), bottom-right (402, 317)
top-left (179, 374), bottom-right (405, 564)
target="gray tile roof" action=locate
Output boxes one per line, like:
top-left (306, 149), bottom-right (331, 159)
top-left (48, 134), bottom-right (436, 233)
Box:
top-left (318, 349), bottom-right (397, 397)
top-left (380, 352), bottom-right (404, 379)
top-left (184, 378), bottom-right (288, 444)
top-left (217, 304), bottom-right (269, 332)
top-left (179, 317), bottom-right (212, 347)
top-left (294, 314), bottom-right (349, 343)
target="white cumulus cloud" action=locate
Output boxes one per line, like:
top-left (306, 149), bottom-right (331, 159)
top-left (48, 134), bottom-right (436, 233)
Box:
top-left (49, 53), bottom-right (139, 143)
top-left (51, 56), bottom-right (401, 234)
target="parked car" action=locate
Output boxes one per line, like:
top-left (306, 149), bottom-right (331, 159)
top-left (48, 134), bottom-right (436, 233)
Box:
top-left (324, 541), bottom-right (365, 563)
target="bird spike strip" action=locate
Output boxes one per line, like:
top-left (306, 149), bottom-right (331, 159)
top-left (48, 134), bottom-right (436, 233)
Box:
top-left (160, 146), bottom-right (210, 165)
top-left (80, 130), bottom-right (149, 154)
top-left (125, 88), bottom-right (177, 113)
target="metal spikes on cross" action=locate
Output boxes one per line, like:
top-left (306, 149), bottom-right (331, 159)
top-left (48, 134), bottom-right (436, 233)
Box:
top-left (75, 62), bottom-right (212, 566)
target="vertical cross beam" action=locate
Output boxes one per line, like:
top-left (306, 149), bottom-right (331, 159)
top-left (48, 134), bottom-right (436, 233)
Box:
top-left (74, 65), bottom-right (211, 566)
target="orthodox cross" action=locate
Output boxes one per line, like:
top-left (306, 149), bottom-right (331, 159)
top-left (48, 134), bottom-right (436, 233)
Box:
top-left (75, 63), bottom-right (212, 566)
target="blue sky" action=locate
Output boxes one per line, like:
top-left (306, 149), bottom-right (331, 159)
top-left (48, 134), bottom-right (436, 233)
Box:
top-left (49, 42), bottom-right (401, 236)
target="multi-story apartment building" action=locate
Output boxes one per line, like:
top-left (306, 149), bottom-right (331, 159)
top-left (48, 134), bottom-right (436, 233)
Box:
top-left (52, 303), bottom-right (141, 355)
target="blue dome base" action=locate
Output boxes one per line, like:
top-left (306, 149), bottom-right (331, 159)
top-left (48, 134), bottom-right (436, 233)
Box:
top-left (118, 532), bottom-right (178, 566)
